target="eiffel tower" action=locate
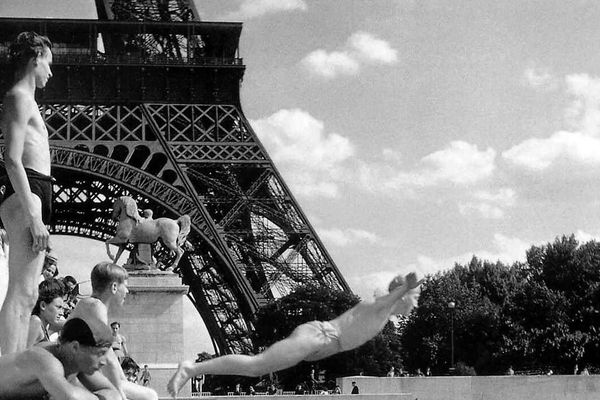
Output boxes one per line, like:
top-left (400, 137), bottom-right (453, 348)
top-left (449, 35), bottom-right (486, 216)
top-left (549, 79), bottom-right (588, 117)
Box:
top-left (0, 0), bottom-right (351, 355)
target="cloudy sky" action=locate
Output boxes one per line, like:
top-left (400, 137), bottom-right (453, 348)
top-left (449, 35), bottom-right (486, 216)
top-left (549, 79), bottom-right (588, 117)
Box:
top-left (3, 0), bottom-right (600, 353)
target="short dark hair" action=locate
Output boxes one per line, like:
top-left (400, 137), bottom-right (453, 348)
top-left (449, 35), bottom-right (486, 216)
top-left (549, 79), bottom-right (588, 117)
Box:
top-left (60, 317), bottom-right (112, 348)
top-left (91, 261), bottom-right (128, 292)
top-left (9, 31), bottom-right (52, 69)
top-left (62, 275), bottom-right (77, 286)
top-left (110, 321), bottom-right (120, 328)
top-left (32, 278), bottom-right (65, 316)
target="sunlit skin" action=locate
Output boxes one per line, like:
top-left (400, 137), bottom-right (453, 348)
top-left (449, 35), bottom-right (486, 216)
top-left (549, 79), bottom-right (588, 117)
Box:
top-left (0, 328), bottom-right (119, 399)
top-left (111, 322), bottom-right (129, 358)
top-left (0, 38), bottom-right (54, 354)
top-left (70, 272), bottom-right (157, 400)
top-left (41, 296), bottom-right (63, 325)
top-left (27, 295), bottom-right (63, 346)
top-left (168, 272), bottom-right (422, 397)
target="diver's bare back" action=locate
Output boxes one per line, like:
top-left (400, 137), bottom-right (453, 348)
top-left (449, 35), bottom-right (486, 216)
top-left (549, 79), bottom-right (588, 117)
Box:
top-left (2, 87), bottom-right (51, 175)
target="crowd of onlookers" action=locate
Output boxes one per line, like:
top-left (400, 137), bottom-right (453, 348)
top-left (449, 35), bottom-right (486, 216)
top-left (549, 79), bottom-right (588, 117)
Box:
top-left (29, 251), bottom-right (80, 344)
top-left (32, 252), bottom-right (152, 387)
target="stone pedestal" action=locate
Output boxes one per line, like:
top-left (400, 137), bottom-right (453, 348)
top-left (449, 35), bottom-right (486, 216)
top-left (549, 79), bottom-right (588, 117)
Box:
top-left (108, 270), bottom-right (190, 397)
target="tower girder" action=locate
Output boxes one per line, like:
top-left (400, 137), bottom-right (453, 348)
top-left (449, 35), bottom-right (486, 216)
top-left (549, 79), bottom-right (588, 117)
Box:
top-left (0, 10), bottom-right (350, 355)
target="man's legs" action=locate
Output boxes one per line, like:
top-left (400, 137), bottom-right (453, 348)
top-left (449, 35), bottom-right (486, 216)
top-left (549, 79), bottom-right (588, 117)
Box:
top-left (0, 194), bottom-right (45, 354)
top-left (123, 380), bottom-right (158, 400)
top-left (168, 323), bottom-right (325, 396)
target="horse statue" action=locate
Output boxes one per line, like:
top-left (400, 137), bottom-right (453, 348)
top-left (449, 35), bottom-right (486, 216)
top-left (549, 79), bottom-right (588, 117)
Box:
top-left (105, 196), bottom-right (191, 270)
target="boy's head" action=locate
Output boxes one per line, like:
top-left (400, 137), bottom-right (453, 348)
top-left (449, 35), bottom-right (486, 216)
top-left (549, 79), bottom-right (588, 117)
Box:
top-left (32, 278), bottom-right (65, 318)
top-left (9, 31), bottom-right (53, 87)
top-left (110, 321), bottom-right (121, 334)
top-left (62, 275), bottom-right (78, 291)
top-left (91, 262), bottom-right (128, 292)
top-left (60, 317), bottom-right (112, 375)
top-left (91, 262), bottom-right (129, 306)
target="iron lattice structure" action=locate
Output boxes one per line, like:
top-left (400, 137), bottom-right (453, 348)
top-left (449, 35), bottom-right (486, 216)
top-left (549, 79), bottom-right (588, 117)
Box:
top-left (0, 1), bottom-right (351, 355)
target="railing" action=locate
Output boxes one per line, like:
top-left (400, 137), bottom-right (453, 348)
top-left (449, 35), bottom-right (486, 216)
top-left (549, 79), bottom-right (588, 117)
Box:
top-left (0, 48), bottom-right (243, 67)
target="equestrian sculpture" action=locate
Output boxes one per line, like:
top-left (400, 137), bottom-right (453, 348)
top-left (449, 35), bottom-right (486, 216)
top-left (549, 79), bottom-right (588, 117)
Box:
top-left (105, 196), bottom-right (191, 271)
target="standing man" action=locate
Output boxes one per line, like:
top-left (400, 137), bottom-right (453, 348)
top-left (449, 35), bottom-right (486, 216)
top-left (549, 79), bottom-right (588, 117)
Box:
top-left (110, 321), bottom-right (129, 361)
top-left (0, 31), bottom-right (53, 354)
top-left (140, 364), bottom-right (152, 387)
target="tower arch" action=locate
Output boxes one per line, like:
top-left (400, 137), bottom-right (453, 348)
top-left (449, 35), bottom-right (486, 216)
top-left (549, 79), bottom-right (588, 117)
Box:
top-left (0, 7), bottom-right (351, 355)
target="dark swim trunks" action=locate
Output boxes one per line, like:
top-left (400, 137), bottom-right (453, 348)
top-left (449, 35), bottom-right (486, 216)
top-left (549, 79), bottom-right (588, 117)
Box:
top-left (0, 167), bottom-right (55, 224)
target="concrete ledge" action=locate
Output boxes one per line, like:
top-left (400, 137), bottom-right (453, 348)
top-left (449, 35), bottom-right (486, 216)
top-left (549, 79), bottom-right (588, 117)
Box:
top-left (160, 395), bottom-right (413, 400)
top-left (129, 286), bottom-right (189, 293)
top-left (338, 375), bottom-right (600, 400)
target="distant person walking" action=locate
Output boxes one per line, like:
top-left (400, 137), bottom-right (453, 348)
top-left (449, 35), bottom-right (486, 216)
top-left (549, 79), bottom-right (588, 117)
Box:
top-left (140, 364), bottom-right (152, 386)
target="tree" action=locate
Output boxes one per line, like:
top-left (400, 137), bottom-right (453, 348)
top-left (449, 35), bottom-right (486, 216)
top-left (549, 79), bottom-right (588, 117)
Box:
top-left (402, 236), bottom-right (600, 375)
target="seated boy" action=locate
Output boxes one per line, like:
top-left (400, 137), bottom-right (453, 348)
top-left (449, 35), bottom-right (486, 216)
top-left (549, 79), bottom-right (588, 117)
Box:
top-left (70, 261), bottom-right (158, 400)
top-left (27, 278), bottom-right (65, 346)
top-left (0, 317), bottom-right (120, 399)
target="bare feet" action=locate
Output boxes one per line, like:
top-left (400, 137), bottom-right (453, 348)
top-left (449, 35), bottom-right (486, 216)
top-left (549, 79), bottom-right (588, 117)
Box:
top-left (167, 360), bottom-right (196, 398)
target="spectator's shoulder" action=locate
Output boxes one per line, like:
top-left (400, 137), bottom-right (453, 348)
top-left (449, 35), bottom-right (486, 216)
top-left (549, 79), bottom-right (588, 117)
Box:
top-left (18, 346), bottom-right (63, 376)
top-left (70, 297), bottom-right (108, 323)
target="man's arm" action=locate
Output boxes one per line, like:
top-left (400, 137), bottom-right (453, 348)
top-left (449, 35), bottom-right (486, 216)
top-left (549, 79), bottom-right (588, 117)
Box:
top-left (77, 370), bottom-right (121, 399)
top-left (120, 335), bottom-right (128, 357)
top-left (25, 349), bottom-right (99, 400)
top-left (101, 348), bottom-right (128, 400)
top-left (26, 315), bottom-right (44, 347)
top-left (2, 91), bottom-right (49, 252)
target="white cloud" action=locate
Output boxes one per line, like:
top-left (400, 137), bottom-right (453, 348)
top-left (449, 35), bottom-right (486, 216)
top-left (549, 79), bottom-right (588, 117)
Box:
top-left (523, 66), bottom-right (556, 90)
top-left (301, 50), bottom-right (360, 78)
top-left (347, 270), bottom-right (400, 300)
top-left (574, 229), bottom-right (600, 243)
top-left (346, 233), bottom-right (532, 301)
top-left (251, 109), bottom-right (354, 197)
top-left (319, 228), bottom-right (379, 247)
top-left (458, 188), bottom-right (516, 219)
top-left (348, 31), bottom-right (398, 64)
top-left (419, 141), bottom-right (496, 185)
top-left (564, 74), bottom-right (600, 135)
top-left (302, 31), bottom-right (397, 79)
top-left (359, 141), bottom-right (496, 192)
top-left (220, 0), bottom-right (307, 20)
top-left (503, 130), bottom-right (600, 170)
top-left (413, 233), bottom-right (533, 277)
top-left (252, 112), bottom-right (496, 200)
top-left (505, 73), bottom-right (600, 170)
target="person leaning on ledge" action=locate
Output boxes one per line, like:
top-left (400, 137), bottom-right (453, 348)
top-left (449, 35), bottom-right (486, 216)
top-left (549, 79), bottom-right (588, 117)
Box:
top-left (0, 317), bottom-right (120, 399)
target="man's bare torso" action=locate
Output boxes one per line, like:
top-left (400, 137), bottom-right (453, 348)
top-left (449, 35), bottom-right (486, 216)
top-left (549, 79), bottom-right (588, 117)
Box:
top-left (0, 344), bottom-right (69, 398)
top-left (1, 87), bottom-right (51, 175)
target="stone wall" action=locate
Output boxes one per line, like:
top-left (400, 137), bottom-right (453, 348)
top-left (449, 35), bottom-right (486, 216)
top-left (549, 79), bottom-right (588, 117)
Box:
top-left (108, 271), bottom-right (190, 397)
top-left (337, 375), bottom-right (600, 400)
